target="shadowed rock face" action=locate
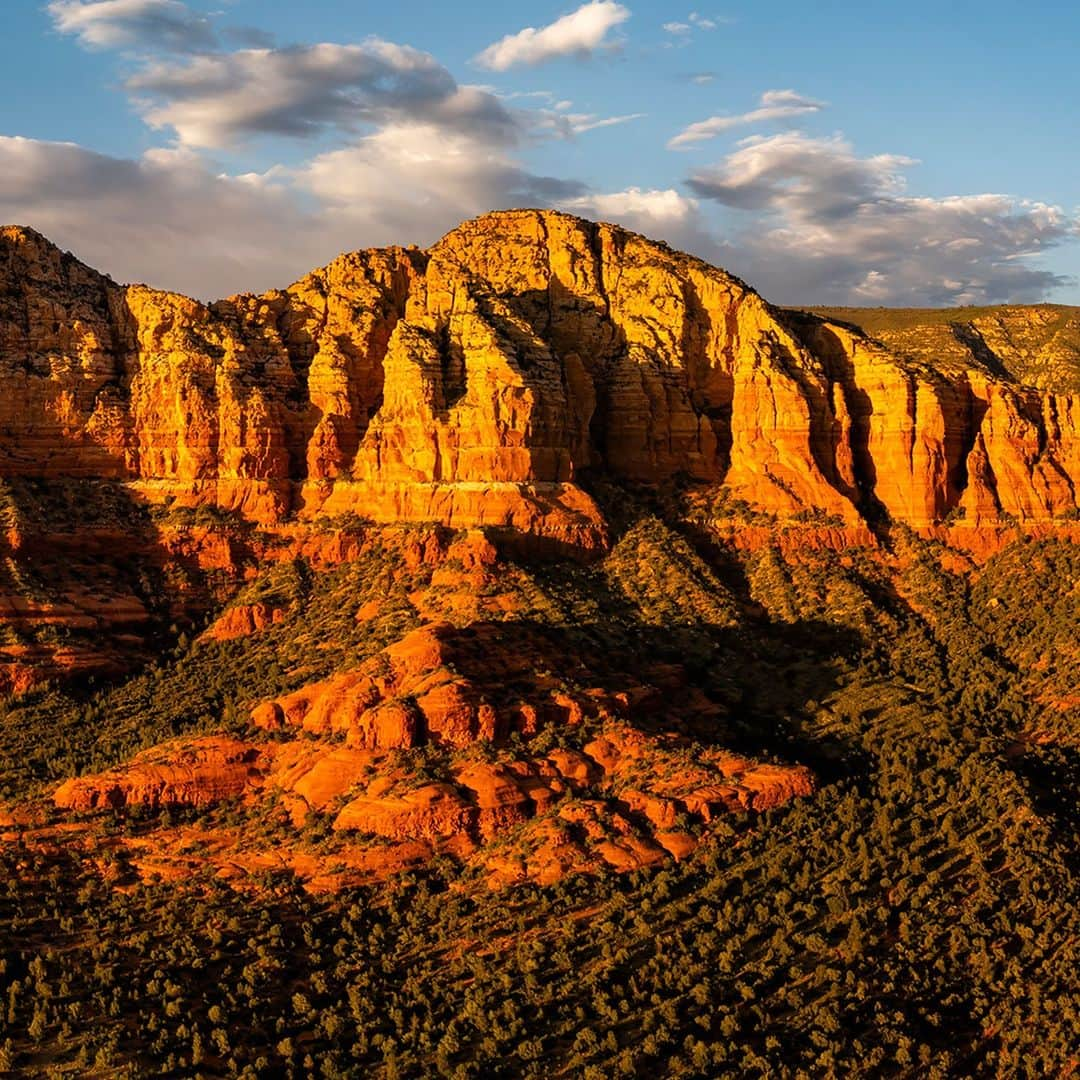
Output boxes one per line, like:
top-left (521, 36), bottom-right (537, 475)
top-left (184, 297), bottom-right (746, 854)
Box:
top-left (3, 211), bottom-right (1080, 547)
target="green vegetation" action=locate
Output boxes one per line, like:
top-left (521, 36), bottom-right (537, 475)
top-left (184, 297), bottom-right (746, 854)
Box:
top-left (1, 482), bottom-right (1079, 1075)
top-left (803, 303), bottom-right (1080, 334)
top-left (797, 303), bottom-right (1080, 392)
top-left (0, 544), bottom-right (423, 802)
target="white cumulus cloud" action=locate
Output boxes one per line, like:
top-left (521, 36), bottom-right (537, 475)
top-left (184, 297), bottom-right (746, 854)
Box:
top-left (127, 40), bottom-right (520, 149)
top-left (0, 124), bottom-right (588, 300)
top-left (559, 186), bottom-right (724, 260)
top-left (297, 122), bottom-right (586, 245)
top-left (687, 132), bottom-right (1077, 305)
top-left (16, 13), bottom-right (1080, 310)
top-left (565, 186), bottom-right (697, 223)
top-left (474, 1), bottom-right (630, 71)
top-left (0, 135), bottom-right (325, 298)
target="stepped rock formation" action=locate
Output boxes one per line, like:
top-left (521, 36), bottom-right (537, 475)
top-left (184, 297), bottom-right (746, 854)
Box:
top-left (53, 737), bottom-right (265, 812)
top-left (51, 719), bottom-right (815, 886)
top-left (249, 622), bottom-right (613, 749)
top-left (44, 602), bottom-right (817, 887)
top-left (5, 211), bottom-right (1080, 550)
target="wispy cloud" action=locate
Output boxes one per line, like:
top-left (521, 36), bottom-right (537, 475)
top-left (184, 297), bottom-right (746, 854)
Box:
top-left (662, 11), bottom-right (727, 45)
top-left (534, 108), bottom-right (646, 136)
top-left (669, 90), bottom-right (825, 148)
top-left (664, 11), bottom-right (723, 34)
top-left (568, 112), bottom-right (645, 133)
top-left (474, 1), bottom-right (630, 71)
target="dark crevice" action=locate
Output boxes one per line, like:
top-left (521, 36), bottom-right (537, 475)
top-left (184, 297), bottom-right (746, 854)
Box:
top-left (436, 320), bottom-right (467, 411)
top-left (950, 379), bottom-right (989, 502)
top-left (950, 322), bottom-right (1014, 382)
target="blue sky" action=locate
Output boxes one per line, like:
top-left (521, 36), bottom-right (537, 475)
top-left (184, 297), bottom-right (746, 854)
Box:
top-left (1, 1), bottom-right (1077, 305)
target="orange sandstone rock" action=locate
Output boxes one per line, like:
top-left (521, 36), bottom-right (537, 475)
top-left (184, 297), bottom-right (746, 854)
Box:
top-left (200, 603), bottom-right (286, 642)
top-left (249, 622), bottom-right (609, 751)
top-left (333, 783), bottom-right (474, 840)
top-left (53, 737), bottom-right (268, 812)
top-left (8, 211), bottom-right (1080, 556)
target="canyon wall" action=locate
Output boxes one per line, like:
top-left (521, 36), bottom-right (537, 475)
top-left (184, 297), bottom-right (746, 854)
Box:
top-left (3, 211), bottom-right (1079, 545)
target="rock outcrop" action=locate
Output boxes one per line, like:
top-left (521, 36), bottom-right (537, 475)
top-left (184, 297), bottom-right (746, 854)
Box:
top-left (53, 737), bottom-right (266, 812)
top-left (199, 603), bottom-right (286, 643)
top-left (15, 211), bottom-right (1080, 895)
top-left (49, 719), bottom-right (815, 886)
top-left (250, 622), bottom-right (607, 749)
top-left (5, 212), bottom-right (1080, 551)
top-left (45, 611), bottom-right (816, 887)
top-left (791, 316), bottom-right (1080, 528)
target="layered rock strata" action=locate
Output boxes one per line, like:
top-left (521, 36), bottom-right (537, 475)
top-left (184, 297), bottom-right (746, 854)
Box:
top-left (4, 213), bottom-right (1080, 547)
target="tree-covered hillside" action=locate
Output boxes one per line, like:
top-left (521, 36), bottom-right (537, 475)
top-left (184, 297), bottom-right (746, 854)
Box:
top-left (1, 483), bottom-right (1079, 1076)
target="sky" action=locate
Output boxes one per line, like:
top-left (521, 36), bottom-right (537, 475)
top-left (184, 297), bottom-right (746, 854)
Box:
top-left (1, 0), bottom-right (1078, 306)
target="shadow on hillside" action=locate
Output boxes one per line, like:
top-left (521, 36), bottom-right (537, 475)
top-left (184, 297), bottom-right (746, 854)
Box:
top-left (1010, 745), bottom-right (1080, 871)
top-left (0, 475), bottom-right (251, 798)
top-left (0, 476), bottom-right (259, 705)
top-left (0, 464), bottom-right (872, 799)
top-left (540, 479), bottom-right (875, 781)
top-left (426, 610), bottom-right (866, 787)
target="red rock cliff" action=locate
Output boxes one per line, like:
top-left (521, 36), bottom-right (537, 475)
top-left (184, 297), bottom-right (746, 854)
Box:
top-left (3, 212), bottom-right (1080, 543)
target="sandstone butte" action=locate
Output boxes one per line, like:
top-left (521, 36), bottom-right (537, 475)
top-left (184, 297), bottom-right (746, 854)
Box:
top-left (4, 208), bottom-right (1080, 554)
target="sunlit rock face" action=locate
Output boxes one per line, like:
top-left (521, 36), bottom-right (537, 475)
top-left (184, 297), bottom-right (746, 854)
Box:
top-left (4, 211), bottom-right (1080, 549)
